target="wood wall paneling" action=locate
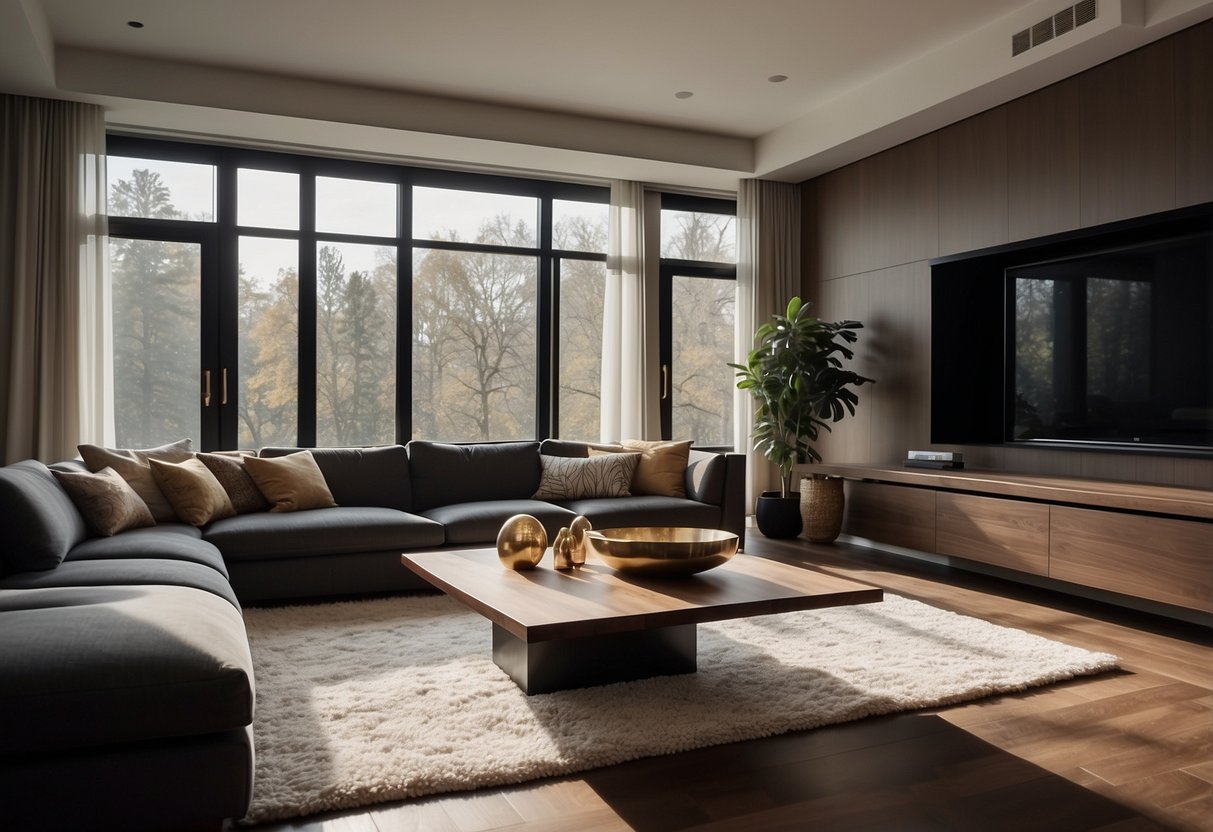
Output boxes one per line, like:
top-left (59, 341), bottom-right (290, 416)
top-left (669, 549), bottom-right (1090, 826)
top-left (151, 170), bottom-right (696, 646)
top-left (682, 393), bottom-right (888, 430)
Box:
top-left (1007, 77), bottom-right (1081, 242)
top-left (811, 163), bottom-right (865, 281)
top-left (842, 480), bottom-right (936, 551)
top-left (814, 274), bottom-right (872, 464)
top-left (863, 262), bottom-right (932, 464)
top-left (1175, 18), bottom-right (1213, 207)
top-left (936, 492), bottom-right (1050, 576)
top-left (1079, 39), bottom-right (1176, 226)
top-left (1050, 506), bottom-right (1213, 612)
top-left (938, 108), bottom-right (1009, 256)
top-left (860, 136), bottom-right (939, 272)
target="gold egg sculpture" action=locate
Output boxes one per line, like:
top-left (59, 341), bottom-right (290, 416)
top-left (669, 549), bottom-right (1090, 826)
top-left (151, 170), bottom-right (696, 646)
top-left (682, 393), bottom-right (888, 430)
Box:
top-left (496, 514), bottom-right (548, 570)
top-left (552, 527), bottom-right (575, 570)
top-left (569, 515), bottom-right (592, 567)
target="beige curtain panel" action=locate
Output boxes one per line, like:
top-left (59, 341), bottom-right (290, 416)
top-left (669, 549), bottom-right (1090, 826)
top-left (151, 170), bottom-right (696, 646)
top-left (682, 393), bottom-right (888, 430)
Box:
top-left (0, 94), bottom-right (110, 464)
top-left (735, 178), bottom-right (802, 504)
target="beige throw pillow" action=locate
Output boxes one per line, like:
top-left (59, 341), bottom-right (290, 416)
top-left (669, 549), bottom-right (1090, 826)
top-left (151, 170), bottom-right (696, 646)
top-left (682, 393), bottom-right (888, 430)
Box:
top-left (78, 439), bottom-right (194, 523)
top-left (197, 452), bottom-right (271, 514)
top-left (592, 439), bottom-right (691, 497)
top-left (52, 466), bottom-right (155, 537)
top-left (243, 451), bottom-right (338, 512)
top-left (149, 457), bottom-right (236, 526)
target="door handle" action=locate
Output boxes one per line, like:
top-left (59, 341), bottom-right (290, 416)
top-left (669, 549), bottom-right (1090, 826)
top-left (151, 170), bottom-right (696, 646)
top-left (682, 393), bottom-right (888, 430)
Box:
top-left (661, 364), bottom-right (670, 401)
top-left (202, 369), bottom-right (212, 407)
top-left (221, 368), bottom-right (229, 406)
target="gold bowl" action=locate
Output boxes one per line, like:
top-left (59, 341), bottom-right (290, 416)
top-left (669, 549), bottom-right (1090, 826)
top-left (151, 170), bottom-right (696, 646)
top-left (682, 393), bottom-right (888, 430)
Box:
top-left (584, 527), bottom-right (739, 576)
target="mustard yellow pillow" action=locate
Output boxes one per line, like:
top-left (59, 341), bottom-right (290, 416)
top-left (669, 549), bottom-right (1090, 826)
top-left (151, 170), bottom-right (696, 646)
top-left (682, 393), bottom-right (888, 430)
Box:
top-left (243, 451), bottom-right (337, 512)
top-left (149, 457), bottom-right (236, 526)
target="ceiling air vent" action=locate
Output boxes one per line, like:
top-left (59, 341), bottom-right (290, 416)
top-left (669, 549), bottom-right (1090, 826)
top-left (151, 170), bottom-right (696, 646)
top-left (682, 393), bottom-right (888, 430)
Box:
top-left (1013, 0), bottom-right (1097, 56)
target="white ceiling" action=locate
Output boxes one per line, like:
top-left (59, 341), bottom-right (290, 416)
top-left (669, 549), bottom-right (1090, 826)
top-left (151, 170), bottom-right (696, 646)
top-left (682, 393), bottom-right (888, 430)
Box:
top-left (3, 0), bottom-right (1213, 191)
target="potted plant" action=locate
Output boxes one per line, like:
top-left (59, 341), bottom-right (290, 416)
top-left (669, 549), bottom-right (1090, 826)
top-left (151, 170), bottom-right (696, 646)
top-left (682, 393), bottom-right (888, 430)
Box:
top-left (730, 297), bottom-right (872, 539)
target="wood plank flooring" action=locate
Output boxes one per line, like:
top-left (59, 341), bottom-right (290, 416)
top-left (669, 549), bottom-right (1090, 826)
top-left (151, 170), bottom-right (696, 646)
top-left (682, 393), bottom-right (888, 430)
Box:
top-left (250, 532), bottom-right (1213, 832)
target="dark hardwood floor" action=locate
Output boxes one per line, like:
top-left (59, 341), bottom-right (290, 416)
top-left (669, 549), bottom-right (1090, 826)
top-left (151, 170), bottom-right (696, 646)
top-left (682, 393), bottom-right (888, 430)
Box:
top-left (251, 531), bottom-right (1213, 832)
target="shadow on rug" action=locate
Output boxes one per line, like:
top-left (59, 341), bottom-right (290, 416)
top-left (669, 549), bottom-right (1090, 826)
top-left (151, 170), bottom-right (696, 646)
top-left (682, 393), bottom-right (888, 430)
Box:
top-left (240, 592), bottom-right (1117, 824)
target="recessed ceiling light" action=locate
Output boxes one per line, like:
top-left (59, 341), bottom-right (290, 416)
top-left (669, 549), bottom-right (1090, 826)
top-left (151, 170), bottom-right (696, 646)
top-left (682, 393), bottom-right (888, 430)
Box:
top-left (674, 91), bottom-right (694, 99)
top-left (126, 20), bottom-right (144, 28)
top-left (767, 74), bottom-right (788, 83)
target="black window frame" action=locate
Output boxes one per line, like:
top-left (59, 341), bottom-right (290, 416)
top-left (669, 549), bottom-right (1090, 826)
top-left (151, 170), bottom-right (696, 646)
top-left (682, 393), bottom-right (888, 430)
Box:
top-left (106, 134), bottom-right (607, 449)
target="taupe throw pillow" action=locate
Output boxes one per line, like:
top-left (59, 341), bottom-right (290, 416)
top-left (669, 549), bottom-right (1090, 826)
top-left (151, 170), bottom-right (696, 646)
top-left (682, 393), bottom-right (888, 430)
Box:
top-left (197, 452), bottom-right (270, 514)
top-left (78, 439), bottom-right (194, 523)
top-left (149, 457), bottom-right (236, 526)
top-left (52, 467), bottom-right (155, 537)
top-left (533, 453), bottom-right (640, 500)
top-left (243, 451), bottom-right (338, 512)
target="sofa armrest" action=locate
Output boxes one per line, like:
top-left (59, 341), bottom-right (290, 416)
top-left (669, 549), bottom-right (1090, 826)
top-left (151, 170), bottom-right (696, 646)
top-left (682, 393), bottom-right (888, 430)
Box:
top-left (685, 450), bottom-right (746, 541)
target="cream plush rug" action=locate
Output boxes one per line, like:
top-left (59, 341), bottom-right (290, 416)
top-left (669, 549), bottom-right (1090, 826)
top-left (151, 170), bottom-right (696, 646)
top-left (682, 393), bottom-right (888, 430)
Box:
top-left (241, 592), bottom-right (1117, 824)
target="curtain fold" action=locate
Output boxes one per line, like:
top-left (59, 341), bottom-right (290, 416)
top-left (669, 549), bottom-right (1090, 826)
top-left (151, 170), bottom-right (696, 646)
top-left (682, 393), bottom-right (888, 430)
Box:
top-left (600, 180), bottom-right (648, 442)
top-left (734, 179), bottom-right (801, 506)
top-left (0, 94), bottom-right (110, 464)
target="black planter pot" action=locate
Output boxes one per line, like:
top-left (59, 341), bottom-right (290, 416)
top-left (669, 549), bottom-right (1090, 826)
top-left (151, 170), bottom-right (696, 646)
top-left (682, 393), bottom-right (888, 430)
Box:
top-left (755, 491), bottom-right (802, 539)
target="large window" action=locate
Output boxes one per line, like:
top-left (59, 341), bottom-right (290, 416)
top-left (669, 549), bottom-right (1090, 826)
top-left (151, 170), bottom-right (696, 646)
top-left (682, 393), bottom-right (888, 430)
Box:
top-left (106, 137), bottom-right (607, 449)
top-left (658, 195), bottom-right (737, 449)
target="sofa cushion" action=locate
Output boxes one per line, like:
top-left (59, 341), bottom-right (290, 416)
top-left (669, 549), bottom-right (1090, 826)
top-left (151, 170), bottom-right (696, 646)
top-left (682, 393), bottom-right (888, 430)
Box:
top-left (408, 441), bottom-right (541, 511)
top-left (150, 457), bottom-right (236, 526)
top-left (243, 451), bottom-right (338, 512)
top-left (0, 558), bottom-right (240, 609)
top-left (204, 506), bottom-right (445, 561)
top-left (0, 460), bottom-right (89, 575)
top-left (420, 499), bottom-right (577, 544)
top-left (533, 453), bottom-right (639, 499)
top-left (537, 439), bottom-right (624, 458)
top-left (78, 439), bottom-right (194, 523)
top-left (0, 585), bottom-right (253, 755)
top-left (51, 466), bottom-right (156, 537)
top-left (260, 445), bottom-right (412, 511)
top-left (685, 449), bottom-right (726, 506)
top-left (197, 452), bottom-right (271, 514)
top-left (591, 439), bottom-right (692, 498)
top-left (555, 495), bottom-right (721, 531)
top-left (65, 526), bottom-right (229, 578)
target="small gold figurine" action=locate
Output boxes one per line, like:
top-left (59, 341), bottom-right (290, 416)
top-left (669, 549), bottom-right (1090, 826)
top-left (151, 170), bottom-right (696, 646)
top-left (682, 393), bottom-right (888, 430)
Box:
top-left (569, 515), bottom-right (592, 567)
top-left (552, 527), bottom-right (575, 570)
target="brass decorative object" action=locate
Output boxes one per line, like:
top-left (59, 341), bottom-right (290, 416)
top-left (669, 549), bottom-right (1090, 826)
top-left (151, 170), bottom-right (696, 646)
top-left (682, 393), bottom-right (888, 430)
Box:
top-left (585, 527), bottom-right (739, 576)
top-left (569, 515), bottom-right (592, 567)
top-left (552, 527), bottom-right (575, 570)
top-left (496, 514), bottom-right (548, 570)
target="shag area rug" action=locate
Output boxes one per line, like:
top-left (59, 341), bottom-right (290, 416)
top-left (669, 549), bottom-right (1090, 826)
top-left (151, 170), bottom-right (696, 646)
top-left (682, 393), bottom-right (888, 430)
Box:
top-left (241, 592), bottom-right (1117, 824)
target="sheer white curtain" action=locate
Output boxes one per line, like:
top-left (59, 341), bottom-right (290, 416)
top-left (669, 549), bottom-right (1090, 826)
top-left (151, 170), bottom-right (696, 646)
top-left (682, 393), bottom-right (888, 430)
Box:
top-left (734, 179), bottom-right (801, 505)
top-left (600, 180), bottom-right (651, 442)
top-left (0, 94), bottom-right (111, 463)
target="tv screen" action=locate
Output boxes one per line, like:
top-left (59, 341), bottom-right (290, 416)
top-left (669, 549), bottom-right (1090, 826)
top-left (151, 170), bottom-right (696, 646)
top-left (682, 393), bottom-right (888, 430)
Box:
top-left (1007, 234), bottom-right (1213, 451)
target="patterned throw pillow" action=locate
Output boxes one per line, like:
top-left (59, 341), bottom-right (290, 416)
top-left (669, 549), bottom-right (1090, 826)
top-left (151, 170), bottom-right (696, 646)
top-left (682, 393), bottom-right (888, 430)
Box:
top-left (197, 452), bottom-right (271, 514)
top-left (78, 439), bottom-right (194, 523)
top-left (149, 457), bottom-right (236, 526)
top-left (532, 453), bottom-right (641, 500)
top-left (52, 466), bottom-right (155, 537)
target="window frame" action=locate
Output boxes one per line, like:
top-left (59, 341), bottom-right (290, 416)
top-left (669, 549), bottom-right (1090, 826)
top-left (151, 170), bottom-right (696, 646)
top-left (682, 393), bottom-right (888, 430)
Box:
top-left (105, 135), bottom-right (608, 449)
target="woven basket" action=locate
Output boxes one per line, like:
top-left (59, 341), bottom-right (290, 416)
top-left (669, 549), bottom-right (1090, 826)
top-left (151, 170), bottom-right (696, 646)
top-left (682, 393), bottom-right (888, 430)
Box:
top-left (799, 475), bottom-right (845, 543)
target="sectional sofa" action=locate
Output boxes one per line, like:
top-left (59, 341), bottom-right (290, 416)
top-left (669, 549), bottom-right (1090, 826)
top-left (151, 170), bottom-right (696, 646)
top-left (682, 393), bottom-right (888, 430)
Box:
top-left (0, 438), bottom-right (744, 831)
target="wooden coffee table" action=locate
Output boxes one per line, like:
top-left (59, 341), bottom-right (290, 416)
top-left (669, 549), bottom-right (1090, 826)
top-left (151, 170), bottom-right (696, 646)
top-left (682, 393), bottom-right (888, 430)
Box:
top-left (401, 548), bottom-right (882, 694)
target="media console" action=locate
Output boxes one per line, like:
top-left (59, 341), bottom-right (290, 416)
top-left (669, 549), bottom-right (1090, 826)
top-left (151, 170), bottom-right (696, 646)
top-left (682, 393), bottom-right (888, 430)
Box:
top-left (796, 463), bottom-right (1213, 623)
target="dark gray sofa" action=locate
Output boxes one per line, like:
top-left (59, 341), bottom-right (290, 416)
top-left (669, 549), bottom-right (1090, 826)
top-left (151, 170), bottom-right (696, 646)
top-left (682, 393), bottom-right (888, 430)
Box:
top-left (0, 439), bottom-right (744, 830)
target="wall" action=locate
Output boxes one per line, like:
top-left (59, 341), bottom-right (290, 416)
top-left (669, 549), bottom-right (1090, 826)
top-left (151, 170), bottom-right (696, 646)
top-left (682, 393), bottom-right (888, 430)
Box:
top-left (800, 19), bottom-right (1213, 489)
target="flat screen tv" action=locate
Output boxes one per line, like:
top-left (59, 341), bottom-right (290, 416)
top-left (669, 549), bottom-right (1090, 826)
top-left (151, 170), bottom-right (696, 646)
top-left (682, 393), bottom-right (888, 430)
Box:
top-left (931, 204), bottom-right (1213, 456)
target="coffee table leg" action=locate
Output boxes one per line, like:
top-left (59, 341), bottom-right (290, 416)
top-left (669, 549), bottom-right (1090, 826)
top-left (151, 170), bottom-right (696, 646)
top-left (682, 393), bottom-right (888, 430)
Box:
top-left (492, 623), bottom-right (697, 695)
